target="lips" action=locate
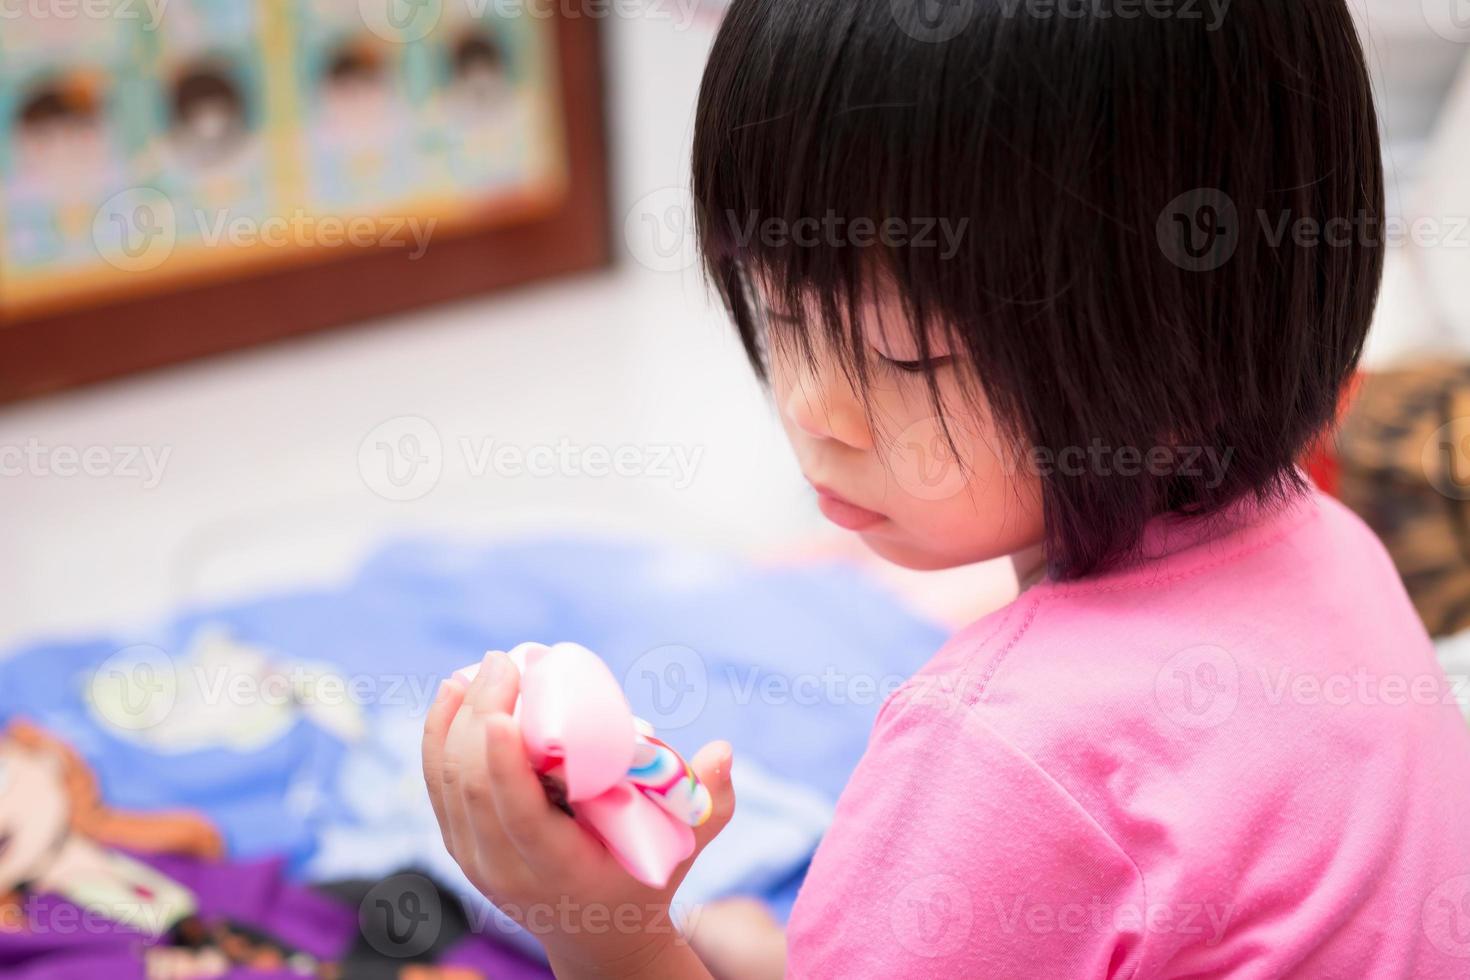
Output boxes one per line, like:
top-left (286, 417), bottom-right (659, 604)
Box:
top-left (811, 483), bottom-right (886, 532)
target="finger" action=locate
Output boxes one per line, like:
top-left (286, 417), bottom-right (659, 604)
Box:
top-left (456, 656), bottom-right (533, 868)
top-left (688, 741), bottom-right (736, 854)
top-left (464, 649), bottom-right (520, 719)
top-left (456, 723), bottom-right (534, 898)
top-left (443, 665), bottom-right (499, 870)
top-left (484, 713), bottom-right (590, 868)
top-left (443, 648), bottom-right (511, 802)
top-left (450, 648), bottom-right (519, 857)
top-left (422, 676), bottom-right (469, 845)
top-left (447, 652), bottom-right (541, 894)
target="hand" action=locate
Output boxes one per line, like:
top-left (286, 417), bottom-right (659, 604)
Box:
top-left (422, 649), bottom-right (736, 978)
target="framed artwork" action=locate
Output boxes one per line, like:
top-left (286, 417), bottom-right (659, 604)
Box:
top-left (0, 0), bottom-right (610, 402)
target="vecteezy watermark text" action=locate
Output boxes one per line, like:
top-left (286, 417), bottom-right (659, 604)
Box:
top-left (1159, 188), bottom-right (1470, 272)
top-left (997, 0), bottom-right (1233, 32)
top-left (193, 209), bottom-right (436, 258)
top-left (488, 0), bottom-right (704, 29)
top-left (993, 894), bottom-right (1236, 945)
top-left (1024, 441), bottom-right (1235, 489)
top-left (723, 210), bottom-right (970, 261)
top-left (0, 0), bottom-right (168, 29)
top-left (358, 417), bottom-right (706, 502)
top-left (0, 439), bottom-right (171, 489)
top-left (1, 895), bottom-right (187, 938)
top-left (359, 0), bottom-right (706, 44)
top-left (460, 438), bottom-right (703, 490)
top-left (94, 189), bottom-right (438, 273)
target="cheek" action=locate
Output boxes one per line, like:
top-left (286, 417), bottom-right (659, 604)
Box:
top-left (891, 451), bottom-right (1042, 543)
top-left (874, 392), bottom-right (1045, 561)
top-left (872, 377), bottom-right (999, 510)
top-left (938, 476), bottom-right (1045, 552)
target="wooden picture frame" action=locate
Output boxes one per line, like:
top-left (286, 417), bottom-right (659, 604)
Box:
top-left (0, 9), bottom-right (610, 404)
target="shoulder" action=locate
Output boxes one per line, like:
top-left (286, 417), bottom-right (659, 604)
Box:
top-left (945, 490), bottom-right (1419, 708)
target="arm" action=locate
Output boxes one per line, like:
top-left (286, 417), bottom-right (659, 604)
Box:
top-left (686, 897), bottom-right (787, 980)
top-left (548, 935), bottom-right (714, 980)
top-left (785, 690), bottom-right (1148, 976)
top-left (547, 897), bottom-right (791, 980)
top-left (421, 651), bottom-right (734, 979)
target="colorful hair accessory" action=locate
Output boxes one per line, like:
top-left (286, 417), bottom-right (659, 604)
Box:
top-left (455, 642), bottom-right (711, 889)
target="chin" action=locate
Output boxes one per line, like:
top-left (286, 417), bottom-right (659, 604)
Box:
top-left (858, 531), bottom-right (980, 571)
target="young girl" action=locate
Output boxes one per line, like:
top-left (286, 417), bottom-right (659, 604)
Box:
top-left (422, 1), bottom-right (1470, 976)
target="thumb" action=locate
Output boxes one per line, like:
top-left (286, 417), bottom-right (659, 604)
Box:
top-left (688, 740), bottom-right (736, 853)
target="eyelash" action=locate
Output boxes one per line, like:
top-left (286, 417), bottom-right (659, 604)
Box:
top-left (877, 354), bottom-right (953, 375)
top-left (756, 306), bottom-right (952, 376)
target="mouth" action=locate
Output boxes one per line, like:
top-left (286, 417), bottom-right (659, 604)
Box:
top-left (810, 482), bottom-right (887, 532)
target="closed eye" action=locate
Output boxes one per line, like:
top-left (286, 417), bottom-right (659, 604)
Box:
top-left (876, 353), bottom-right (954, 375)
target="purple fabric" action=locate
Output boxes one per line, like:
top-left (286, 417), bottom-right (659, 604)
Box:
top-left (0, 852), bottom-right (550, 980)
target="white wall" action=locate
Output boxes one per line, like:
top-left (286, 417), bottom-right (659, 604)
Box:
top-left (0, 13), bottom-right (810, 650)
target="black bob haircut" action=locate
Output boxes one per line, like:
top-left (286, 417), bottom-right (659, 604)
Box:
top-left (693, 0), bottom-right (1385, 580)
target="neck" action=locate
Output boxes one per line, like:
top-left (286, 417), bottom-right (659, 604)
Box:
top-left (1011, 544), bottom-right (1047, 594)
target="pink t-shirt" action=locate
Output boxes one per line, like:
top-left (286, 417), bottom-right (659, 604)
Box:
top-left (787, 490), bottom-right (1470, 978)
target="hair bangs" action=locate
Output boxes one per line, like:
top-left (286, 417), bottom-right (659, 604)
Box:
top-left (692, 0), bottom-right (983, 400)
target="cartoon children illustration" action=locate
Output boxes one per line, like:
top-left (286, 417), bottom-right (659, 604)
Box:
top-left (313, 39), bottom-right (406, 205)
top-left (168, 64), bottom-right (250, 170)
top-left (0, 720), bottom-right (489, 980)
top-left (438, 28), bottom-right (529, 188)
top-left (446, 33), bottom-right (512, 114)
top-left (5, 71), bottom-right (122, 266)
top-left (11, 74), bottom-right (110, 189)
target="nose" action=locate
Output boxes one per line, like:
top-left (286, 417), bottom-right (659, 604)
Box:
top-left (777, 358), bottom-right (873, 451)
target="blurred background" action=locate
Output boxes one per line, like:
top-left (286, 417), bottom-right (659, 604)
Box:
top-left (3, 1), bottom-right (1470, 976)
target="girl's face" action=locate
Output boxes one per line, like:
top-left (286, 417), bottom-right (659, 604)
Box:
top-left (0, 739), bottom-right (69, 891)
top-left (766, 287), bottom-right (1045, 572)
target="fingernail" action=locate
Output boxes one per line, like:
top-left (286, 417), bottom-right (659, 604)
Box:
top-left (453, 664), bottom-right (480, 686)
top-left (481, 651), bottom-right (508, 683)
top-left (712, 741), bottom-right (734, 776)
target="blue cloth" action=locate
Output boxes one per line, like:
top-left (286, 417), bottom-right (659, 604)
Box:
top-left (0, 537), bottom-right (949, 917)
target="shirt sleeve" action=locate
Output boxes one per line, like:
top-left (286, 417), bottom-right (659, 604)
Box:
top-left (786, 687), bottom-right (1149, 979)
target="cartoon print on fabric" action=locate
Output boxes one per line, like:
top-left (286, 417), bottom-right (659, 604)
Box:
top-left (0, 720), bottom-right (487, 980)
